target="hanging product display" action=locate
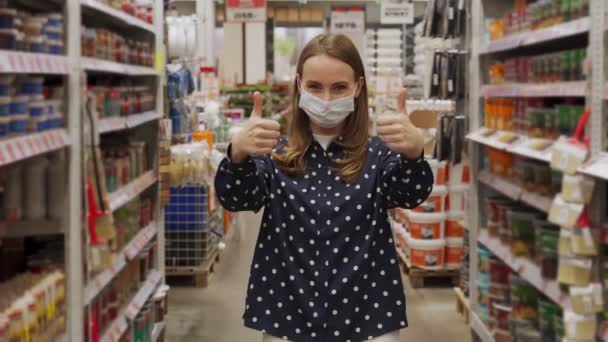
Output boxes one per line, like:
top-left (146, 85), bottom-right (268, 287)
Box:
top-left (422, 0), bottom-right (467, 38)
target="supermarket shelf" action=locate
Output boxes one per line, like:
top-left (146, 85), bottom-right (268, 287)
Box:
top-left (0, 51), bottom-right (70, 74)
top-left (54, 333), bottom-right (66, 342)
top-left (80, 0), bottom-right (155, 33)
top-left (152, 322), bottom-right (166, 342)
top-left (108, 170), bottom-right (158, 212)
top-left (1, 219), bottom-right (62, 238)
top-left (480, 81), bottom-right (587, 98)
top-left (125, 270), bottom-right (162, 320)
top-left (82, 57), bottom-right (158, 76)
top-left (478, 230), bottom-right (570, 309)
top-left (0, 129), bottom-right (71, 167)
top-left (471, 310), bottom-right (494, 342)
top-left (99, 111), bottom-right (162, 134)
top-left (480, 17), bottom-right (590, 54)
top-left (84, 222), bottom-right (157, 305)
top-left (579, 152), bottom-right (608, 181)
top-left (98, 117), bottom-right (127, 134)
top-left (478, 170), bottom-right (553, 212)
top-left (100, 270), bottom-right (162, 342)
top-left (467, 128), bottom-right (553, 163)
top-left (478, 170), bottom-right (522, 201)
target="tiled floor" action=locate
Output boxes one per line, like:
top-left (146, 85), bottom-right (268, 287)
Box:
top-left (165, 212), bottom-right (471, 341)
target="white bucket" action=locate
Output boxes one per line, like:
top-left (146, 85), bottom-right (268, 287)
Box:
top-left (447, 184), bottom-right (469, 212)
top-left (408, 237), bottom-right (445, 270)
top-left (406, 211), bottom-right (446, 240)
top-left (446, 237), bottom-right (464, 269)
top-left (446, 210), bottom-right (466, 238)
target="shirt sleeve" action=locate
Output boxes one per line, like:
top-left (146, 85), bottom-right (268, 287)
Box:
top-left (214, 145), bottom-right (271, 212)
top-left (378, 142), bottom-right (434, 210)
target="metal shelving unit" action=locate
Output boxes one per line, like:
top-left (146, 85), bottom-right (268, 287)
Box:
top-left (467, 0), bottom-right (607, 341)
top-left (0, 1), bottom-right (165, 341)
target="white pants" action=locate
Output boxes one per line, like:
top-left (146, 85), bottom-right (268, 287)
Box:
top-left (263, 330), bottom-right (400, 342)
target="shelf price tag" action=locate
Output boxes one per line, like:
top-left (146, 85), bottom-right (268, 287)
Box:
top-left (548, 195), bottom-right (584, 229)
top-left (551, 138), bottom-right (588, 175)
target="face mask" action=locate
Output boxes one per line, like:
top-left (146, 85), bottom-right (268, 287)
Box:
top-left (298, 85), bottom-right (358, 129)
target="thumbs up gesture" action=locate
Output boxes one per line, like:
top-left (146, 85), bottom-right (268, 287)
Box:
top-left (376, 88), bottom-right (425, 159)
top-left (230, 92), bottom-right (281, 163)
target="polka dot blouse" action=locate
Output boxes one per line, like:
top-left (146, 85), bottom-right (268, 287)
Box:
top-left (215, 136), bottom-right (434, 342)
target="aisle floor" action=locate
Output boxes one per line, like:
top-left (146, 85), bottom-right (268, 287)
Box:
top-left (165, 212), bottom-right (471, 341)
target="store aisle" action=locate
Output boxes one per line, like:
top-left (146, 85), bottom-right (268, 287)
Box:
top-left (165, 211), bottom-right (471, 341)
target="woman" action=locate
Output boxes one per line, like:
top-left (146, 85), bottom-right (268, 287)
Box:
top-left (215, 33), bottom-right (433, 342)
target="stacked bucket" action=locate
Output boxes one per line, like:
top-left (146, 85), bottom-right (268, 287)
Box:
top-left (394, 160), bottom-right (470, 271)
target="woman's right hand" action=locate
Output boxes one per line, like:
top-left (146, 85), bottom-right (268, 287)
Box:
top-left (230, 92), bottom-right (281, 163)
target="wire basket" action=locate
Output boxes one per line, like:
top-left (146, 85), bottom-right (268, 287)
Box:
top-left (164, 184), bottom-right (222, 268)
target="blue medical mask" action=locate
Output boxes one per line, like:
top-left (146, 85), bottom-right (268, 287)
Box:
top-left (298, 82), bottom-right (359, 129)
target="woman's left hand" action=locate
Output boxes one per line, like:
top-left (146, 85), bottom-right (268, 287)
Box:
top-left (376, 88), bottom-right (425, 159)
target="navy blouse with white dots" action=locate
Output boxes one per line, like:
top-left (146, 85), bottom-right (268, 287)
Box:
top-left (215, 136), bottom-right (434, 342)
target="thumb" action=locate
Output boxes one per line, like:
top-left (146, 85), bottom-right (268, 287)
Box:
top-left (397, 88), bottom-right (408, 114)
top-left (250, 91), bottom-right (264, 118)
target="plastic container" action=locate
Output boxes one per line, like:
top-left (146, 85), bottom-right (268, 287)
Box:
top-left (478, 281), bottom-right (490, 307)
top-left (0, 116), bottom-right (9, 136)
top-left (9, 114), bottom-right (27, 134)
top-left (0, 96), bottom-right (9, 116)
top-left (489, 282), bottom-right (510, 302)
top-left (498, 202), bottom-right (520, 245)
top-left (0, 8), bottom-right (17, 29)
top-left (406, 211), bottom-right (446, 240)
top-left (20, 77), bottom-right (44, 96)
top-left (0, 28), bottom-right (17, 50)
top-left (0, 75), bottom-right (12, 96)
top-left (10, 95), bottom-right (28, 114)
top-left (28, 100), bottom-right (46, 117)
top-left (446, 211), bottom-right (465, 238)
top-left (27, 116), bottom-right (45, 132)
top-left (509, 210), bottom-right (542, 258)
top-left (446, 184), bottom-right (468, 211)
top-left (47, 14), bottom-right (63, 27)
top-left (45, 26), bottom-right (62, 40)
top-left (489, 258), bottom-right (510, 284)
top-left (478, 245), bottom-right (492, 273)
top-left (408, 237), bottom-right (445, 270)
top-left (47, 39), bottom-right (63, 55)
top-left (445, 237), bottom-right (463, 268)
top-left (412, 185), bottom-right (447, 213)
top-left (486, 197), bottom-right (508, 238)
top-left (25, 36), bottom-right (45, 53)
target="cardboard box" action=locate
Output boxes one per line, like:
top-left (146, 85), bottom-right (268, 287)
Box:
top-left (299, 8), bottom-right (312, 22)
top-left (275, 7), bottom-right (288, 21)
top-left (287, 7), bottom-right (299, 22)
top-left (311, 7), bottom-right (324, 22)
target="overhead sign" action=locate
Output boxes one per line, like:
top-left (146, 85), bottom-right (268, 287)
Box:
top-left (330, 8), bottom-right (365, 33)
top-left (226, 0), bottom-right (267, 23)
top-left (381, 0), bottom-right (414, 24)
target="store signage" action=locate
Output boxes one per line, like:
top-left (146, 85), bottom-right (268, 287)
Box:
top-left (381, 0), bottom-right (414, 24)
top-left (226, 0), bottom-right (266, 23)
top-left (330, 9), bottom-right (365, 33)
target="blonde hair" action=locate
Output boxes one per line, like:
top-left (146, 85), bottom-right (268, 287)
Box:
top-left (273, 33), bottom-right (369, 184)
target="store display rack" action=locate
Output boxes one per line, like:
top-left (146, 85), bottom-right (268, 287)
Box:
top-left (478, 170), bottom-right (553, 213)
top-left (478, 230), bottom-right (570, 308)
top-left (0, 129), bottom-right (71, 167)
top-left (80, 0), bottom-right (155, 33)
top-left (480, 81), bottom-right (587, 98)
top-left (471, 310), bottom-right (494, 342)
top-left (84, 222), bottom-right (158, 305)
top-left (480, 17), bottom-right (590, 54)
top-left (0, 51), bottom-right (71, 74)
top-left (100, 270), bottom-right (162, 342)
top-left (468, 0), bottom-right (607, 341)
top-left (0, 0), bottom-right (166, 340)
